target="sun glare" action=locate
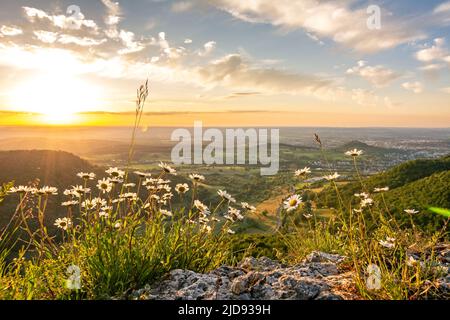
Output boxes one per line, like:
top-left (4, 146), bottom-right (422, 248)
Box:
top-left (9, 73), bottom-right (103, 124)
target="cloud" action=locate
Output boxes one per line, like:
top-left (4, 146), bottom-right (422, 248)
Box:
top-left (415, 38), bottom-right (448, 62)
top-left (0, 25), bottom-right (23, 36)
top-left (441, 87), bottom-right (450, 94)
top-left (198, 41), bottom-right (216, 56)
top-left (196, 53), bottom-right (341, 99)
top-left (117, 30), bottom-right (145, 54)
top-left (100, 0), bottom-right (121, 39)
top-left (58, 35), bottom-right (107, 47)
top-left (101, 0), bottom-right (121, 24)
top-left (171, 1), bottom-right (194, 12)
top-left (207, 0), bottom-right (425, 53)
top-left (346, 60), bottom-right (400, 87)
top-left (33, 31), bottom-right (107, 47)
top-left (434, 1), bottom-right (450, 14)
top-left (184, 38), bottom-right (193, 44)
top-left (156, 32), bottom-right (187, 60)
top-left (23, 6), bottom-right (98, 31)
top-left (402, 81), bottom-right (423, 94)
top-left (34, 30), bottom-right (58, 43)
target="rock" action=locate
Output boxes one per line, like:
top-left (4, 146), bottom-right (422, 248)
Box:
top-left (304, 251), bottom-right (346, 264)
top-left (129, 252), bottom-right (358, 300)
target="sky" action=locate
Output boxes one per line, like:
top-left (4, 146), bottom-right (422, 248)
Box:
top-left (0, 0), bottom-right (449, 127)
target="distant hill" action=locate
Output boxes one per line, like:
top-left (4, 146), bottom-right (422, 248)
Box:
top-left (0, 150), bottom-right (104, 230)
top-left (381, 170), bottom-right (450, 230)
top-left (334, 140), bottom-right (408, 156)
top-left (317, 155), bottom-right (450, 230)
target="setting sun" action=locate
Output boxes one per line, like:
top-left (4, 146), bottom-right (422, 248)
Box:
top-left (9, 73), bottom-right (103, 124)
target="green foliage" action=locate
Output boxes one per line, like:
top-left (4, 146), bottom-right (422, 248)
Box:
top-left (429, 207), bottom-right (450, 218)
top-left (230, 234), bottom-right (287, 261)
top-left (317, 156), bottom-right (450, 231)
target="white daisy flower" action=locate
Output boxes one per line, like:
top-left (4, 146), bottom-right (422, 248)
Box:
top-left (62, 200), bottom-right (79, 207)
top-left (72, 185), bottom-right (91, 196)
top-left (189, 173), bottom-right (205, 182)
top-left (158, 184), bottom-right (171, 193)
top-left (354, 192), bottom-right (369, 199)
top-left (123, 183), bottom-right (136, 188)
top-left (379, 237), bottom-right (395, 249)
top-left (54, 217), bottom-right (72, 231)
top-left (194, 200), bottom-right (210, 215)
top-left (404, 209), bottom-right (419, 215)
top-left (106, 167), bottom-right (125, 179)
top-left (175, 183), bottom-right (190, 194)
top-left (241, 202), bottom-right (256, 212)
top-left (345, 149), bottom-right (363, 157)
top-left (36, 186), bottom-right (58, 196)
top-left (227, 229), bottom-right (236, 235)
top-left (406, 255), bottom-right (418, 267)
top-left (160, 209), bottom-right (173, 217)
top-left (150, 194), bottom-right (160, 201)
top-left (77, 172), bottom-right (96, 180)
top-left (303, 213), bottom-right (313, 219)
top-left (97, 178), bottom-right (113, 194)
top-left (119, 193), bottom-right (138, 201)
top-left (374, 187), bottom-right (389, 193)
top-left (162, 192), bottom-right (173, 200)
top-left (135, 171), bottom-right (151, 178)
top-left (294, 167), bottom-right (311, 177)
top-left (323, 172), bottom-right (340, 181)
top-left (217, 190), bottom-right (236, 203)
top-left (283, 195), bottom-right (302, 212)
top-left (158, 162), bottom-right (177, 175)
top-left (9, 186), bottom-right (33, 194)
top-left (99, 211), bottom-right (109, 218)
top-left (360, 198), bottom-right (374, 208)
top-left (227, 207), bottom-right (243, 221)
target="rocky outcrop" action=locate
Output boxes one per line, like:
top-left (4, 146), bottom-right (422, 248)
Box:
top-left (129, 252), bottom-right (359, 300)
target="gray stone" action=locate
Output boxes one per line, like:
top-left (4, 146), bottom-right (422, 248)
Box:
top-left (129, 252), bottom-right (358, 300)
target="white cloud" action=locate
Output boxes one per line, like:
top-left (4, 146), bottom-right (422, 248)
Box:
top-left (346, 60), bottom-right (400, 87)
top-left (402, 81), bottom-right (423, 94)
top-left (419, 63), bottom-right (444, 71)
top-left (33, 31), bottom-right (107, 47)
top-left (156, 32), bottom-right (187, 60)
top-left (117, 30), bottom-right (145, 54)
top-left (0, 25), bottom-right (23, 36)
top-left (415, 38), bottom-right (448, 62)
top-left (101, 0), bottom-right (121, 24)
top-left (434, 1), bottom-right (450, 14)
top-left (196, 53), bottom-right (342, 99)
top-left (23, 6), bottom-right (98, 31)
top-left (34, 30), bottom-right (58, 43)
top-left (184, 38), bottom-right (193, 44)
top-left (100, 0), bottom-right (121, 39)
top-left (58, 35), bottom-right (107, 47)
top-left (207, 0), bottom-right (425, 53)
top-left (198, 41), bottom-right (216, 56)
